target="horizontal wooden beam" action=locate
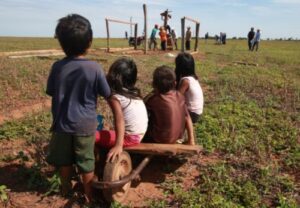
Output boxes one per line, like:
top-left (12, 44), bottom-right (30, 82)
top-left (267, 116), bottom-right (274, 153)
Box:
top-left (124, 143), bottom-right (203, 156)
top-left (184, 16), bottom-right (200, 24)
top-left (105, 18), bottom-right (137, 25)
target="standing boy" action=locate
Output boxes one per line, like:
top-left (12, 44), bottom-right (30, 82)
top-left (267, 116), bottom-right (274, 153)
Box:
top-left (144, 66), bottom-right (195, 145)
top-left (185, 27), bottom-right (192, 50)
top-left (46, 14), bottom-right (111, 203)
top-left (171, 28), bottom-right (178, 50)
top-left (149, 24), bottom-right (159, 50)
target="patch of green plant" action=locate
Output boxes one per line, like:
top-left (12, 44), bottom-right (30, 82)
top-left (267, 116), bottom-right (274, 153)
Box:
top-left (44, 172), bottom-right (61, 196)
top-left (157, 157), bottom-right (299, 208)
top-left (110, 202), bottom-right (130, 208)
top-left (276, 194), bottom-right (298, 208)
top-left (147, 200), bottom-right (167, 208)
top-left (0, 111), bottom-right (51, 141)
top-left (0, 185), bottom-right (8, 203)
top-left (195, 101), bottom-right (298, 160)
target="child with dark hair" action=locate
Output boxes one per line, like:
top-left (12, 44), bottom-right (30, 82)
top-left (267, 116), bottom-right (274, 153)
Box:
top-left (46, 14), bottom-right (111, 203)
top-left (175, 52), bottom-right (204, 123)
top-left (95, 57), bottom-right (148, 161)
top-left (144, 66), bottom-right (195, 145)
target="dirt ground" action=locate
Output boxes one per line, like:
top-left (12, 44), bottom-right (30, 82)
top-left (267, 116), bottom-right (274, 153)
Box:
top-left (0, 136), bottom-right (218, 208)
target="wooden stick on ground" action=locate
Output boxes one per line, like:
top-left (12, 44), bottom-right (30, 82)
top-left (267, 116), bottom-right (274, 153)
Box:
top-left (124, 143), bottom-right (203, 156)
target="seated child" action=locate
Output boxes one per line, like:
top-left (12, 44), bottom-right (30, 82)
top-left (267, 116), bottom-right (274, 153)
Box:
top-left (175, 52), bottom-right (204, 123)
top-left (144, 65), bottom-right (195, 145)
top-left (95, 58), bottom-right (148, 162)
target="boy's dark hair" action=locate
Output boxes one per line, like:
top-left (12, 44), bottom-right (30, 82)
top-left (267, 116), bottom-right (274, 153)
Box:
top-left (107, 57), bottom-right (141, 99)
top-left (153, 65), bottom-right (176, 94)
top-left (55, 14), bottom-right (93, 57)
top-left (175, 52), bottom-right (197, 85)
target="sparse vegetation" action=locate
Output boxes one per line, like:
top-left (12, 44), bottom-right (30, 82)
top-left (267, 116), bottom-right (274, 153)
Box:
top-left (0, 38), bottom-right (299, 207)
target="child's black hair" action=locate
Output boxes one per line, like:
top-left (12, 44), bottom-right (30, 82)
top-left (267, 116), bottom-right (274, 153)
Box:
top-left (153, 65), bottom-right (176, 94)
top-left (175, 52), bottom-right (198, 86)
top-left (107, 57), bottom-right (141, 99)
top-left (55, 14), bottom-right (93, 57)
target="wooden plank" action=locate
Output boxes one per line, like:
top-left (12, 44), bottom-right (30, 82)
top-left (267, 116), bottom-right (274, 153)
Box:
top-left (189, 51), bottom-right (199, 55)
top-left (108, 47), bottom-right (134, 52)
top-left (0, 49), bottom-right (62, 56)
top-left (8, 53), bottom-right (64, 59)
top-left (124, 143), bottom-right (203, 156)
top-left (106, 18), bottom-right (137, 25)
top-left (184, 16), bottom-right (200, 24)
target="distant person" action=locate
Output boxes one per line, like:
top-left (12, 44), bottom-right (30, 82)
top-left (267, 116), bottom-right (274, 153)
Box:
top-left (222, 33), bottom-right (227, 44)
top-left (175, 53), bottom-right (204, 123)
top-left (125, 31), bottom-right (128, 39)
top-left (185, 27), bottom-right (192, 50)
top-left (95, 58), bottom-right (148, 155)
top-left (215, 34), bottom-right (219, 43)
top-left (251, 29), bottom-right (261, 51)
top-left (247, 27), bottom-right (255, 50)
top-left (205, 32), bottom-right (209, 43)
top-left (46, 14), bottom-right (111, 204)
top-left (159, 26), bottom-right (167, 51)
top-left (171, 28), bottom-right (178, 50)
top-left (149, 24), bottom-right (159, 50)
top-left (219, 32), bottom-right (223, 44)
top-left (144, 66), bottom-right (195, 145)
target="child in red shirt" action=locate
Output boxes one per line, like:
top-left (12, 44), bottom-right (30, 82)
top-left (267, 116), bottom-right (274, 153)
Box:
top-left (144, 66), bottom-right (195, 144)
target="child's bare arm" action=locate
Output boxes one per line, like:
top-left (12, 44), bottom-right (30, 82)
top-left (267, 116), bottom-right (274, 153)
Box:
top-left (185, 115), bottom-right (195, 145)
top-left (178, 79), bottom-right (189, 94)
top-left (107, 96), bottom-right (125, 162)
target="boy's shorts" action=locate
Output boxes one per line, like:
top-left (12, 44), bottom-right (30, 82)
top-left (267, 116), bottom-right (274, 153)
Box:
top-left (46, 132), bottom-right (95, 173)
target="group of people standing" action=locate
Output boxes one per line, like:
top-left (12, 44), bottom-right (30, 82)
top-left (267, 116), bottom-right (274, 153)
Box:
top-left (149, 24), bottom-right (193, 51)
top-left (247, 27), bottom-right (261, 51)
top-left (149, 24), bottom-right (178, 51)
top-left (215, 32), bottom-right (227, 44)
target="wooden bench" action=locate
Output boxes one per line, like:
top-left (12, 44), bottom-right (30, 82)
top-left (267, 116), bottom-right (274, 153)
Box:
top-left (124, 143), bottom-right (202, 156)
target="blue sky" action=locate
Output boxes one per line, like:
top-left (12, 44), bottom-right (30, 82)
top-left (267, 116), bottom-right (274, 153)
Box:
top-left (0, 0), bottom-right (299, 39)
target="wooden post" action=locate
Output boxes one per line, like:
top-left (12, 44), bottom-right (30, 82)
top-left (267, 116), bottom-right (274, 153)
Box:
top-left (143, 4), bottom-right (148, 54)
top-left (105, 19), bottom-right (110, 52)
top-left (134, 23), bottom-right (138, 50)
top-left (194, 23), bottom-right (200, 52)
top-left (130, 16), bottom-right (133, 36)
top-left (181, 17), bottom-right (185, 52)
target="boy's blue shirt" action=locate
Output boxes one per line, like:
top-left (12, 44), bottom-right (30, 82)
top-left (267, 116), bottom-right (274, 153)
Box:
top-left (46, 57), bottom-right (111, 136)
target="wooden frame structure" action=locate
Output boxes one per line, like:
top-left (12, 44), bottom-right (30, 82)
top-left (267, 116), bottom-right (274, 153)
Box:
top-left (181, 16), bottom-right (200, 52)
top-left (143, 4), bottom-right (148, 54)
top-left (105, 18), bottom-right (138, 52)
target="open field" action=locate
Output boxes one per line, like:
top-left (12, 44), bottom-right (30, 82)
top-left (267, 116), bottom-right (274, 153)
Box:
top-left (0, 38), bottom-right (299, 207)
